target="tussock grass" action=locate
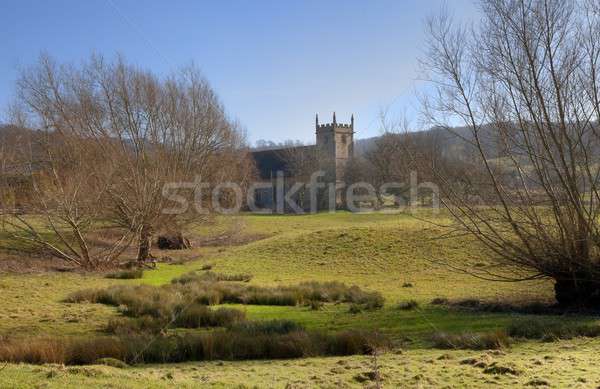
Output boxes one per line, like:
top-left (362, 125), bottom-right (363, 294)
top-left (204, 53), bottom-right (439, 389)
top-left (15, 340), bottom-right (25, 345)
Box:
top-left (66, 285), bottom-right (181, 319)
top-left (173, 271), bottom-right (252, 283)
top-left (507, 318), bottom-right (600, 341)
top-left (440, 298), bottom-right (557, 315)
top-left (68, 279), bottom-right (384, 311)
top-left (228, 319), bottom-right (304, 335)
top-left (173, 304), bottom-right (246, 328)
top-left (69, 286), bottom-right (247, 333)
top-left (0, 329), bottom-right (389, 365)
top-left (106, 316), bottom-right (165, 335)
top-left (430, 331), bottom-right (510, 350)
top-left (192, 280), bottom-right (384, 307)
top-left (396, 300), bottom-right (419, 310)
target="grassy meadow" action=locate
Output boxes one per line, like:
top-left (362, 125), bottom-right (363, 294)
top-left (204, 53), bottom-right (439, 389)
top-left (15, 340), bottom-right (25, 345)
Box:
top-left (1, 211), bottom-right (599, 388)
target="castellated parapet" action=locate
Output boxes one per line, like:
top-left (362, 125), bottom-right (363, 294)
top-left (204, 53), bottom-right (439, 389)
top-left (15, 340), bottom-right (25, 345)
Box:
top-left (315, 112), bottom-right (355, 207)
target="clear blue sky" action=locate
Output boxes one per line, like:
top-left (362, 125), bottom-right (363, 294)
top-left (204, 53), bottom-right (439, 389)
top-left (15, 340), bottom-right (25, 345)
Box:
top-left (0, 0), bottom-right (478, 144)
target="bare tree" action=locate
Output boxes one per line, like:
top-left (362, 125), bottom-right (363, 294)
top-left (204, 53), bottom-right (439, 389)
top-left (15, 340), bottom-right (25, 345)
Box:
top-left (13, 54), bottom-right (245, 264)
top-left (1, 131), bottom-right (134, 269)
top-left (421, 0), bottom-right (600, 307)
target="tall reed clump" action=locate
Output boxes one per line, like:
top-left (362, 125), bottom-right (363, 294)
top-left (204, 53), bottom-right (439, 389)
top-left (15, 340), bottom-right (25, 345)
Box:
top-left (68, 286), bottom-right (248, 334)
top-left (171, 275), bottom-right (384, 309)
top-left (0, 329), bottom-right (390, 365)
top-left (507, 318), bottom-right (600, 341)
top-left (430, 331), bottom-right (510, 350)
top-left (67, 278), bottom-right (384, 312)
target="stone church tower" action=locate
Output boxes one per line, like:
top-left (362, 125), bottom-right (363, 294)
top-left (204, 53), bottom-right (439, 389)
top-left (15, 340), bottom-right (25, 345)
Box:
top-left (315, 112), bottom-right (354, 208)
top-left (250, 112), bottom-right (355, 212)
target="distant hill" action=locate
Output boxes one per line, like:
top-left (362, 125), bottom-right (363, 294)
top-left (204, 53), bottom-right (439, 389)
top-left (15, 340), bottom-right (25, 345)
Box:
top-left (355, 125), bottom-right (500, 160)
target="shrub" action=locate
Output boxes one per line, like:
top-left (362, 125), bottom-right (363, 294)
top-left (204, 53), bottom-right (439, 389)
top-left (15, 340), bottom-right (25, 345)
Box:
top-left (396, 300), bottom-right (419, 310)
top-left (105, 269), bottom-right (144, 279)
top-left (431, 331), bottom-right (510, 350)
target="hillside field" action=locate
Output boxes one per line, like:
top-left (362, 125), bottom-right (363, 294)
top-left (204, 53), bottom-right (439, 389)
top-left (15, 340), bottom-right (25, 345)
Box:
top-left (1, 212), bottom-right (599, 388)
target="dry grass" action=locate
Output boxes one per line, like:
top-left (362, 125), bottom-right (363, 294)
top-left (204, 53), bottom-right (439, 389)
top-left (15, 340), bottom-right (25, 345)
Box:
top-left (0, 328), bottom-right (389, 365)
top-left (430, 331), bottom-right (510, 350)
top-left (173, 270), bottom-right (252, 283)
top-left (507, 318), bottom-right (600, 341)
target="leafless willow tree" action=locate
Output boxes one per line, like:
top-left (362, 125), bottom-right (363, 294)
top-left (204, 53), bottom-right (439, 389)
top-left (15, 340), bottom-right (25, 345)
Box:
top-left (1, 132), bottom-right (135, 269)
top-left (8, 54), bottom-right (246, 267)
top-left (421, 0), bottom-right (600, 306)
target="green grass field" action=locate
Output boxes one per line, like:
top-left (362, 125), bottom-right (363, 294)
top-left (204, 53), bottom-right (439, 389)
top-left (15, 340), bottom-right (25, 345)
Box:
top-left (1, 211), bottom-right (599, 388)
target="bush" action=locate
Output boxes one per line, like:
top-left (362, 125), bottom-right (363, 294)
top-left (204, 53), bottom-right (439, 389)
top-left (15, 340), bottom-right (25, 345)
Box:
top-left (431, 331), bottom-right (510, 350)
top-left (105, 269), bottom-right (144, 279)
top-left (396, 300), bottom-right (419, 310)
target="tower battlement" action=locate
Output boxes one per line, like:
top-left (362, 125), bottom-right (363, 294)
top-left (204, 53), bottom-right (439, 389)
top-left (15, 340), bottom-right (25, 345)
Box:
top-left (315, 112), bottom-right (354, 132)
top-left (316, 123), bottom-right (353, 129)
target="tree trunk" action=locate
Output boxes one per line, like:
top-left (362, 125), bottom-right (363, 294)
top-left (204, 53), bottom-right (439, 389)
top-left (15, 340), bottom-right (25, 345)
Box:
top-left (554, 275), bottom-right (600, 308)
top-left (137, 225), bottom-right (152, 263)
